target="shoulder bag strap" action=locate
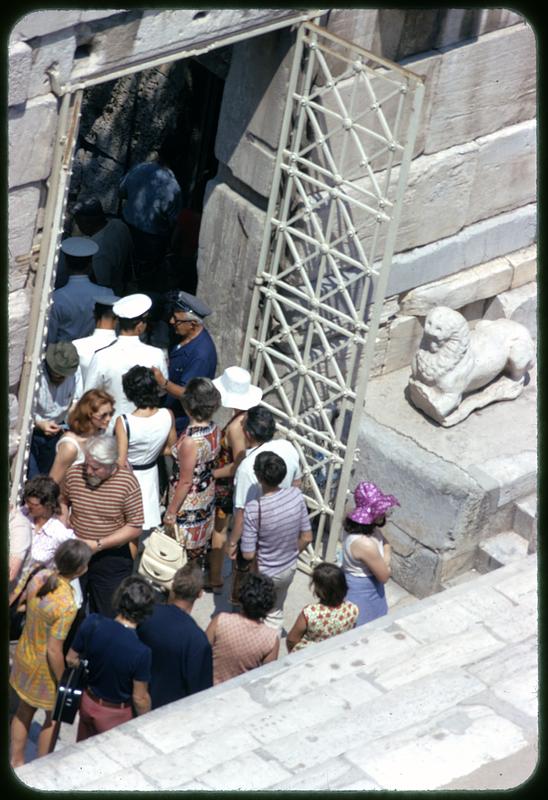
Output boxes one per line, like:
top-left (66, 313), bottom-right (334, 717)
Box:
top-left (121, 413), bottom-right (130, 443)
top-left (10, 561), bottom-right (46, 609)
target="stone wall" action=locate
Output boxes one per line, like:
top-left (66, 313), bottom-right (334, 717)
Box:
top-left (8, 8), bottom-right (537, 526)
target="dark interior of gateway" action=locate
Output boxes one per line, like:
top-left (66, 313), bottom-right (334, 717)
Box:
top-left (65, 50), bottom-right (230, 308)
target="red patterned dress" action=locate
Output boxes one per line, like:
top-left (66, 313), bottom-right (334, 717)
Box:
top-left (291, 600), bottom-right (359, 652)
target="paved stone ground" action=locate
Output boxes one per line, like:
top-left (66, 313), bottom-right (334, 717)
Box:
top-left (12, 554), bottom-right (537, 791)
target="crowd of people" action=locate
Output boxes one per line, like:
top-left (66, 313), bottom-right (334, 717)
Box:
top-left (8, 142), bottom-right (400, 767)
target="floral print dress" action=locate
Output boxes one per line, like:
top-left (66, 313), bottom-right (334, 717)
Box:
top-left (292, 600), bottom-right (359, 652)
top-left (170, 422), bottom-right (221, 552)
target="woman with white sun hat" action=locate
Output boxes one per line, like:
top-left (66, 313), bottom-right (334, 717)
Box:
top-left (207, 367), bottom-right (263, 591)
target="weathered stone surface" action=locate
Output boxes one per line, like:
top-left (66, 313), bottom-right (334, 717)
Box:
top-left (400, 257), bottom-right (513, 316)
top-left (215, 29), bottom-right (293, 198)
top-left (438, 8), bottom-right (524, 48)
top-left (8, 183), bottom-right (41, 264)
top-left (347, 703), bottom-right (528, 791)
top-left (9, 394), bottom-right (19, 457)
top-left (467, 120), bottom-right (537, 226)
top-left (484, 283), bottom-right (537, 339)
top-left (26, 31), bottom-right (77, 99)
top-left (356, 141), bottom-right (479, 256)
top-left (477, 531), bottom-right (529, 573)
top-left (459, 299), bottom-right (486, 323)
top-left (513, 494), bottom-right (537, 543)
top-left (68, 9), bottom-right (315, 85)
top-left (9, 289), bottom-right (31, 388)
top-left (8, 94), bottom-right (58, 187)
top-left (386, 204), bottom-right (537, 296)
top-left (10, 10), bottom-right (81, 41)
top-left (383, 314), bottom-right (423, 374)
top-left (197, 179), bottom-right (266, 370)
top-left (472, 452), bottom-right (537, 509)
top-left (384, 522), bottom-right (444, 598)
top-left (424, 24), bottom-right (536, 154)
top-left (357, 414), bottom-right (485, 556)
top-left (508, 245), bottom-right (536, 289)
top-left (8, 40), bottom-right (32, 106)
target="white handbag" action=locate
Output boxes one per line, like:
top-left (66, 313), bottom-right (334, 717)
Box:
top-left (138, 526), bottom-right (187, 590)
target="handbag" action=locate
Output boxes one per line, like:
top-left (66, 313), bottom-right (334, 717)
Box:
top-left (52, 660), bottom-right (89, 724)
top-left (138, 526), bottom-right (187, 591)
top-left (52, 615), bottom-right (100, 725)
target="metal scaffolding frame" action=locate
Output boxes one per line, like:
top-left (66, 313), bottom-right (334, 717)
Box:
top-left (242, 22), bottom-right (424, 567)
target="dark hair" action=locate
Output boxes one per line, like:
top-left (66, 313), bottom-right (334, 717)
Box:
top-left (118, 315), bottom-right (148, 332)
top-left (94, 302), bottom-right (116, 322)
top-left (244, 406), bottom-right (276, 444)
top-left (23, 475), bottom-right (61, 516)
top-left (158, 134), bottom-right (179, 167)
top-left (238, 572), bottom-right (276, 620)
top-left (36, 539), bottom-right (92, 598)
top-left (181, 377), bottom-right (221, 422)
top-left (112, 576), bottom-right (155, 624)
top-left (253, 451), bottom-right (287, 487)
top-left (311, 562), bottom-right (348, 607)
top-left (122, 365), bottom-right (163, 408)
top-left (171, 562), bottom-right (203, 602)
top-left (65, 253), bottom-right (92, 274)
top-left (343, 517), bottom-right (385, 536)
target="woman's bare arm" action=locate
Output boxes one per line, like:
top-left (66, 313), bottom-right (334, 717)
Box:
top-left (286, 610), bottom-right (307, 653)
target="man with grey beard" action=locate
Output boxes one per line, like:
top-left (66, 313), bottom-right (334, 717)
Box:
top-left (60, 435), bottom-right (144, 617)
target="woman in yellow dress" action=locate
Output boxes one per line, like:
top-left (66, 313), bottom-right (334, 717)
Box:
top-left (9, 539), bottom-right (91, 767)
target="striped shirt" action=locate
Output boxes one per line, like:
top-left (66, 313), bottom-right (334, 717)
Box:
top-left (240, 486), bottom-right (311, 576)
top-left (61, 463), bottom-right (144, 542)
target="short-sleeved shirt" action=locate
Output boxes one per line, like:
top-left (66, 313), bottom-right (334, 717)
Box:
top-left (84, 335), bottom-right (168, 421)
top-left (62, 463), bottom-right (144, 543)
top-left (291, 601), bottom-right (359, 652)
top-left (71, 613), bottom-right (151, 703)
top-left (211, 613), bottom-right (279, 686)
top-left (137, 603), bottom-right (212, 709)
top-left (165, 328), bottom-right (217, 434)
top-left (233, 439), bottom-right (302, 510)
top-left (241, 487), bottom-right (311, 576)
top-left (34, 365), bottom-right (79, 425)
top-left (28, 514), bottom-right (76, 567)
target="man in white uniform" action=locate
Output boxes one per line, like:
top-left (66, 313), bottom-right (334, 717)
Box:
top-left (228, 406), bottom-right (302, 553)
top-left (84, 293), bottom-right (168, 424)
top-left (72, 288), bottom-right (119, 389)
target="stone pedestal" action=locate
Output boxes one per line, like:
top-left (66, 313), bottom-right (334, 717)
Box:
top-left (355, 364), bottom-right (536, 597)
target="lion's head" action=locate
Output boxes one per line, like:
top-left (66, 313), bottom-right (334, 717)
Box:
top-left (413, 306), bottom-right (471, 384)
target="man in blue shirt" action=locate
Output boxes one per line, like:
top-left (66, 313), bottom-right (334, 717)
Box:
top-left (137, 564), bottom-right (213, 709)
top-left (152, 291), bottom-right (218, 435)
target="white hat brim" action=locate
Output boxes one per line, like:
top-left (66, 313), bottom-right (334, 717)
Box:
top-left (212, 380), bottom-right (263, 410)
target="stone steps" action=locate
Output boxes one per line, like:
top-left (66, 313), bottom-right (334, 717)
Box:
top-left (513, 492), bottom-right (537, 550)
top-left (476, 530), bottom-right (530, 574)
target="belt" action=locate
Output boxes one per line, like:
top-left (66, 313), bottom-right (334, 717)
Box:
top-left (85, 687), bottom-right (132, 709)
top-left (132, 460), bottom-right (157, 471)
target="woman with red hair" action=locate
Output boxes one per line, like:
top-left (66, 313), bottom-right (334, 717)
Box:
top-left (49, 389), bottom-right (115, 484)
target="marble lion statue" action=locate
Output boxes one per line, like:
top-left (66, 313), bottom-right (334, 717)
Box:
top-left (408, 306), bottom-right (535, 426)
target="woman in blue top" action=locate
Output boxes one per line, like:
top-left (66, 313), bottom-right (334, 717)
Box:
top-left (66, 576), bottom-right (155, 740)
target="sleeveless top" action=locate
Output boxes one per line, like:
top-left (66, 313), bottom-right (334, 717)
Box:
top-left (342, 532), bottom-right (384, 579)
top-left (55, 433), bottom-right (85, 464)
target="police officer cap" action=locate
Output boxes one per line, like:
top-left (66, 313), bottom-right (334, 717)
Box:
top-left (112, 293), bottom-right (152, 319)
top-left (93, 288), bottom-right (120, 306)
top-left (60, 236), bottom-right (99, 257)
top-left (167, 291), bottom-right (212, 318)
